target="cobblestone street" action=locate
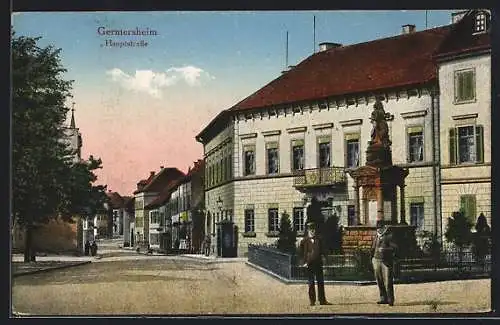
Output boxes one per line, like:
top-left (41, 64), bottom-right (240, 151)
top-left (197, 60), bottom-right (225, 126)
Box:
top-left (12, 251), bottom-right (491, 316)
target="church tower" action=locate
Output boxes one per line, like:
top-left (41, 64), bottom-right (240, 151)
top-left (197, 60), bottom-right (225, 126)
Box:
top-left (65, 102), bottom-right (83, 163)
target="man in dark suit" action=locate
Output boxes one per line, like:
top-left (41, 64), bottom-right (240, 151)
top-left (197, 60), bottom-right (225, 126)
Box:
top-left (371, 220), bottom-right (398, 306)
top-left (299, 221), bottom-right (332, 306)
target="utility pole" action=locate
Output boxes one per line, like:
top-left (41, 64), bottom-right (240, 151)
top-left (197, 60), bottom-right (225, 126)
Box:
top-left (425, 10), bottom-right (428, 29)
top-left (313, 15), bottom-right (316, 53)
top-left (285, 30), bottom-right (289, 69)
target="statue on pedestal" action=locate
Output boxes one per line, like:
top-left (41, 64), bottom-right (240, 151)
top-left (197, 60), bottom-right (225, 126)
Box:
top-left (369, 99), bottom-right (393, 147)
top-left (366, 98), bottom-right (394, 166)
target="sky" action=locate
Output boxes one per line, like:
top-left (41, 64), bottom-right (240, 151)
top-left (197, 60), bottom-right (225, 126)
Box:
top-left (12, 10), bottom-right (455, 195)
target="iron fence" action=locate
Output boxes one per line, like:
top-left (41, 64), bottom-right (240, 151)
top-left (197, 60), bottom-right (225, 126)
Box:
top-left (248, 244), bottom-right (491, 282)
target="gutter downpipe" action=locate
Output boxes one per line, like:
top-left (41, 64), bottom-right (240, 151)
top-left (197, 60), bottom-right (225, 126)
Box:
top-left (430, 83), bottom-right (442, 246)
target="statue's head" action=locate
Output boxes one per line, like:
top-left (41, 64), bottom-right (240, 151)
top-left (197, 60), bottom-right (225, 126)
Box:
top-left (373, 99), bottom-right (384, 111)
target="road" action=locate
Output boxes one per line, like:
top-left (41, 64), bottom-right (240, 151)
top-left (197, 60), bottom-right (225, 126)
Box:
top-left (11, 239), bottom-right (491, 316)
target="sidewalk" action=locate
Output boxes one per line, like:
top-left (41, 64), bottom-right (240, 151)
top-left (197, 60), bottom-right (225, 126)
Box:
top-left (12, 260), bottom-right (92, 277)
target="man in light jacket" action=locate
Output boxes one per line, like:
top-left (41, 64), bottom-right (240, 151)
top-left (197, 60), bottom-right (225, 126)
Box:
top-left (299, 221), bottom-right (332, 306)
top-left (371, 220), bottom-right (398, 306)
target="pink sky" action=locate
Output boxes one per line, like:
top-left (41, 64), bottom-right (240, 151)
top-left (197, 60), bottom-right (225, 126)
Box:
top-left (72, 80), bottom-right (245, 196)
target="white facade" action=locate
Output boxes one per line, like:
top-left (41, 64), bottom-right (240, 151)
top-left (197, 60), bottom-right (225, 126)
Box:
top-left (134, 191), bottom-right (158, 245)
top-left (438, 54), bottom-right (491, 228)
top-left (204, 91), bottom-right (440, 256)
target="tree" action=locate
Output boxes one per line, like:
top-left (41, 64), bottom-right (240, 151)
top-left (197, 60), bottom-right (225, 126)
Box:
top-left (277, 211), bottom-right (297, 253)
top-left (444, 210), bottom-right (473, 270)
top-left (12, 32), bottom-right (107, 262)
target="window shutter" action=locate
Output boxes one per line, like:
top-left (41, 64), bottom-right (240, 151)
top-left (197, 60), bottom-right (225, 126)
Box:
top-left (468, 71), bottom-right (475, 100)
top-left (476, 125), bottom-right (484, 163)
top-left (449, 128), bottom-right (457, 165)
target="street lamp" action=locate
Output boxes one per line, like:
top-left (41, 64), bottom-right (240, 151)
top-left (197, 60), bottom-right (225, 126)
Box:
top-left (216, 196), bottom-right (223, 218)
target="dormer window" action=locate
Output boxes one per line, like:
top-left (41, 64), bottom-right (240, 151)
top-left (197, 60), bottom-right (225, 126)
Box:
top-left (474, 11), bottom-right (489, 33)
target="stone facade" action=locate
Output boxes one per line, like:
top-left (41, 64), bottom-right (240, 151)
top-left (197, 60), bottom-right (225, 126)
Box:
top-left (438, 52), bottom-right (491, 229)
top-left (201, 91), bottom-right (439, 256)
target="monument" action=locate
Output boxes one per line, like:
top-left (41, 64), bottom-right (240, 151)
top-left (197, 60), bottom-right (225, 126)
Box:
top-left (342, 98), bottom-right (417, 258)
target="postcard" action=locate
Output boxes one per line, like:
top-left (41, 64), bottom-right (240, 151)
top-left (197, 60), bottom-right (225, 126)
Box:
top-left (11, 10), bottom-right (492, 316)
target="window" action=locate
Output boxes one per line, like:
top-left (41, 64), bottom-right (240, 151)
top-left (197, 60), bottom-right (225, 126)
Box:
top-left (293, 207), bottom-right (305, 233)
top-left (347, 205), bottom-right (356, 226)
top-left (244, 209), bottom-right (255, 233)
top-left (268, 208), bottom-right (279, 232)
top-left (460, 195), bottom-right (477, 223)
top-left (224, 156), bottom-right (229, 180)
top-left (319, 142), bottom-right (331, 168)
top-left (267, 147), bottom-right (279, 174)
top-left (292, 143), bottom-right (304, 172)
top-left (449, 125), bottom-right (484, 165)
top-left (149, 233), bottom-right (160, 245)
top-left (408, 130), bottom-right (424, 162)
top-left (150, 210), bottom-right (160, 225)
top-left (410, 202), bottom-right (424, 230)
top-left (475, 12), bottom-right (489, 33)
top-left (244, 148), bottom-right (255, 176)
top-left (346, 138), bottom-right (360, 168)
top-left (159, 211), bottom-right (165, 226)
top-left (454, 69), bottom-right (475, 103)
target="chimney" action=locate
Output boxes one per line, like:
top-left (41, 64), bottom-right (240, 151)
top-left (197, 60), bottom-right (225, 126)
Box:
top-left (318, 42), bottom-right (342, 52)
top-left (451, 10), bottom-right (468, 24)
top-left (150, 171), bottom-right (155, 177)
top-left (401, 24), bottom-right (416, 34)
top-left (160, 166), bottom-right (164, 169)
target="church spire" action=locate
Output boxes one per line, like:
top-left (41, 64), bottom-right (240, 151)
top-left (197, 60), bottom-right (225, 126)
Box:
top-left (70, 102), bottom-right (76, 129)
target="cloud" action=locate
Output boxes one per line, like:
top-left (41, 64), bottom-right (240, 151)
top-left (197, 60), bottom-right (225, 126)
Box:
top-left (106, 66), bottom-right (214, 98)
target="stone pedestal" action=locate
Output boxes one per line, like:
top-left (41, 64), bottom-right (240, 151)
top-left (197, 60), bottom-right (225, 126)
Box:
top-left (342, 224), bottom-right (418, 258)
top-left (342, 226), bottom-right (377, 253)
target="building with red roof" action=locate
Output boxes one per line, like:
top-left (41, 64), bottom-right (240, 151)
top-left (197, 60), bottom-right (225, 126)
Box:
top-left (195, 10), bottom-right (491, 256)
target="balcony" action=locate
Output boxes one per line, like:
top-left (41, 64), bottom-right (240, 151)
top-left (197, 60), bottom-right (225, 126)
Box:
top-left (293, 167), bottom-right (346, 189)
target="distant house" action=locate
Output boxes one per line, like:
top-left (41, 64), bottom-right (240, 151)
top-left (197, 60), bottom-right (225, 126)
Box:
top-left (122, 196), bottom-right (135, 247)
top-left (133, 167), bottom-right (185, 248)
top-left (146, 159), bottom-right (205, 253)
top-left (107, 191), bottom-right (126, 237)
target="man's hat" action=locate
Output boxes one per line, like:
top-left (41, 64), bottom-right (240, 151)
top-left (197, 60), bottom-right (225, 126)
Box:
top-left (306, 220), bottom-right (316, 230)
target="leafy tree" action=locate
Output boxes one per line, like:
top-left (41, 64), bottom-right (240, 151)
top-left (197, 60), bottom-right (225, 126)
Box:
top-left (444, 210), bottom-right (473, 269)
top-left (277, 211), bottom-right (297, 253)
top-left (12, 32), bottom-right (107, 261)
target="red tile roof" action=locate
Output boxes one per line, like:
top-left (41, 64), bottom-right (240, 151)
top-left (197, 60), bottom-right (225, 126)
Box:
top-left (134, 167), bottom-right (185, 194)
top-left (229, 25), bottom-right (453, 112)
top-left (145, 178), bottom-right (183, 209)
top-left (185, 159), bottom-right (205, 181)
top-left (435, 11), bottom-right (491, 59)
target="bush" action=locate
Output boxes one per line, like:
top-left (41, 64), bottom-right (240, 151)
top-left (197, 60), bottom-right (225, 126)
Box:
top-left (444, 210), bottom-right (473, 249)
top-left (277, 211), bottom-right (297, 254)
top-left (444, 210), bottom-right (473, 271)
top-left (418, 230), bottom-right (441, 260)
